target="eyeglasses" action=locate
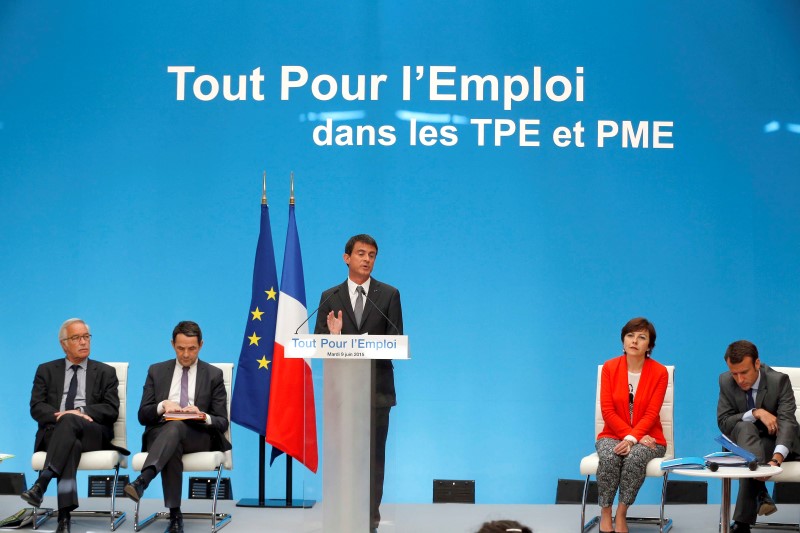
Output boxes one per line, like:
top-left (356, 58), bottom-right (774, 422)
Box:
top-left (64, 334), bottom-right (92, 343)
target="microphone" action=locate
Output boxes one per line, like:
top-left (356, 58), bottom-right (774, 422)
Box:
top-left (295, 288), bottom-right (340, 334)
top-left (363, 291), bottom-right (401, 335)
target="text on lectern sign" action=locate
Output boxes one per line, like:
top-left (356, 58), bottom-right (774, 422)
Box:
top-left (285, 334), bottom-right (409, 360)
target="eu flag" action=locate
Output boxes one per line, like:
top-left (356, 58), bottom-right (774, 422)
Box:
top-left (230, 202), bottom-right (279, 435)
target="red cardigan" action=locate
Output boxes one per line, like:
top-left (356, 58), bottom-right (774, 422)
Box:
top-left (597, 354), bottom-right (668, 446)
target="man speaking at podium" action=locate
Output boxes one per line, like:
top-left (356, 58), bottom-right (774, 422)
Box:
top-left (314, 234), bottom-right (403, 532)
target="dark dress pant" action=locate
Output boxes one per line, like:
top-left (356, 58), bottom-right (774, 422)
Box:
top-left (40, 414), bottom-right (105, 511)
top-left (143, 421), bottom-right (212, 509)
top-left (371, 406), bottom-right (391, 527)
top-left (730, 421), bottom-right (794, 524)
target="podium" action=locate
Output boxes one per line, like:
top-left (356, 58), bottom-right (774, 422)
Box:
top-left (286, 334), bottom-right (409, 532)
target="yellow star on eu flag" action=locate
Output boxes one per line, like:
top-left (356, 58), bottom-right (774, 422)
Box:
top-left (251, 307), bottom-right (264, 321)
top-left (248, 332), bottom-right (261, 346)
top-left (265, 286), bottom-right (277, 300)
top-left (257, 356), bottom-right (270, 369)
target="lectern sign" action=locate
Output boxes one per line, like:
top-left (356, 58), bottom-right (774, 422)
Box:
top-left (285, 334), bottom-right (409, 360)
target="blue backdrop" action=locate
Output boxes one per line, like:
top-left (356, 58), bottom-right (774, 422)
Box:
top-left (1, 1), bottom-right (799, 507)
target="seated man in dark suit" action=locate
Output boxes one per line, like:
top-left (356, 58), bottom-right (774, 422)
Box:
top-left (718, 340), bottom-right (800, 533)
top-left (124, 321), bottom-right (230, 533)
top-left (22, 318), bottom-right (125, 533)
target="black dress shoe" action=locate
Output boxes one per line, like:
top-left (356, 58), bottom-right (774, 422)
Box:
top-left (164, 515), bottom-right (184, 533)
top-left (123, 477), bottom-right (146, 502)
top-left (730, 522), bottom-right (751, 533)
top-left (758, 490), bottom-right (778, 516)
top-left (20, 482), bottom-right (44, 508)
top-left (55, 517), bottom-right (71, 533)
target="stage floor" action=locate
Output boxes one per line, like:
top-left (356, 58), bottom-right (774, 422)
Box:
top-left (1, 496), bottom-right (798, 532)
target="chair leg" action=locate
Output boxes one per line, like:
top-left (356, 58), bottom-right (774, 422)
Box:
top-left (658, 472), bottom-right (671, 533)
top-left (210, 465), bottom-right (232, 533)
top-left (108, 463), bottom-right (127, 531)
top-left (32, 507), bottom-right (54, 529)
top-left (110, 465), bottom-right (118, 530)
top-left (30, 469), bottom-right (54, 530)
top-left (133, 468), bottom-right (231, 533)
top-left (751, 525), bottom-right (800, 531)
top-left (133, 495), bottom-right (166, 532)
top-left (752, 518), bottom-right (800, 530)
top-left (581, 475), bottom-right (600, 532)
top-left (211, 466), bottom-right (221, 533)
top-left (62, 465), bottom-right (128, 530)
top-left (179, 466), bottom-right (231, 532)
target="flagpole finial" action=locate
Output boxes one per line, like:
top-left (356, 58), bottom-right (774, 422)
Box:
top-left (262, 171), bottom-right (268, 206)
top-left (289, 171), bottom-right (295, 206)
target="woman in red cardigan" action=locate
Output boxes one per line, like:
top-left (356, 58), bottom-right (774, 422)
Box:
top-left (596, 317), bottom-right (668, 533)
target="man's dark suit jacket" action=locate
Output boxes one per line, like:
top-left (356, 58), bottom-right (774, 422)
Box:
top-left (314, 278), bottom-right (403, 408)
top-left (718, 363), bottom-right (800, 454)
top-left (30, 358), bottom-right (121, 453)
top-left (137, 359), bottom-right (231, 453)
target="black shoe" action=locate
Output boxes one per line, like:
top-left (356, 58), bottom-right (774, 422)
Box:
top-left (758, 490), bottom-right (778, 516)
top-left (730, 522), bottom-right (751, 533)
top-left (55, 517), bottom-right (71, 533)
top-left (20, 482), bottom-right (44, 508)
top-left (164, 515), bottom-right (184, 533)
top-left (123, 477), bottom-right (146, 502)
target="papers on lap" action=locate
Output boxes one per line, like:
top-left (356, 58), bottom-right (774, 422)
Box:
top-left (163, 412), bottom-right (206, 421)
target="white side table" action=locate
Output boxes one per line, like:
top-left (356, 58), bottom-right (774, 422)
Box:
top-left (671, 465), bottom-right (782, 533)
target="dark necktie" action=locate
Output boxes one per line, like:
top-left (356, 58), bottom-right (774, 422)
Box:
top-left (746, 389), bottom-right (756, 411)
top-left (65, 364), bottom-right (80, 411)
top-left (355, 286), bottom-right (365, 328)
top-left (180, 366), bottom-right (189, 408)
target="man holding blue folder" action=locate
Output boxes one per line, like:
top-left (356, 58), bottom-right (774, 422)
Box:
top-left (717, 340), bottom-right (800, 533)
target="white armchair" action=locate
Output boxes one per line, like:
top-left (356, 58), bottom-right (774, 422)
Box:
top-left (754, 366), bottom-right (800, 530)
top-left (31, 361), bottom-right (128, 531)
top-left (579, 364), bottom-right (675, 533)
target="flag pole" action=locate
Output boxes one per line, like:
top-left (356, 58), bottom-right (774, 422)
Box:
top-left (259, 171), bottom-right (267, 507)
top-left (285, 170), bottom-right (295, 506)
top-left (258, 171), bottom-right (267, 506)
top-left (289, 170), bottom-right (295, 205)
top-left (235, 171), bottom-right (274, 508)
top-left (263, 171), bottom-right (315, 508)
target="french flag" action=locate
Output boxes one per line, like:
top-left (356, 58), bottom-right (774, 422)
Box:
top-left (265, 203), bottom-right (319, 473)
